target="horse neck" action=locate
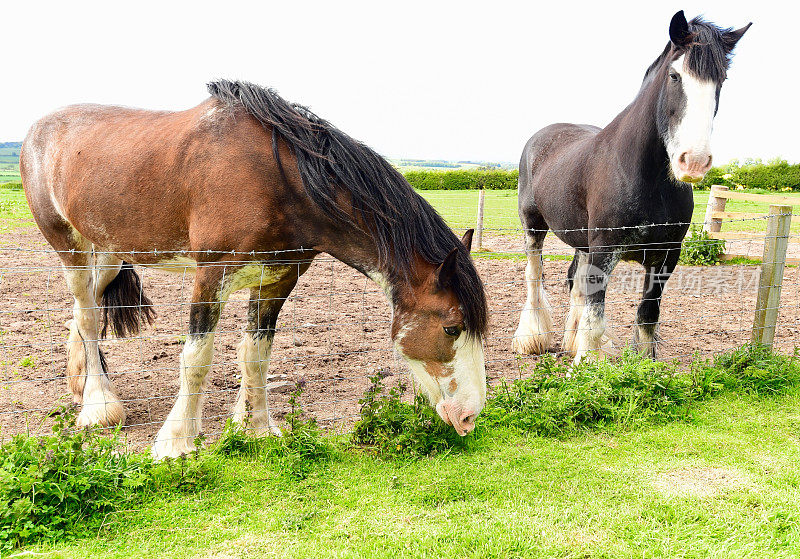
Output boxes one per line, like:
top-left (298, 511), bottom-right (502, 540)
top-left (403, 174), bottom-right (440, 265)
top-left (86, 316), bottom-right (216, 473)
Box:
top-left (600, 76), bottom-right (670, 183)
top-left (311, 223), bottom-right (427, 305)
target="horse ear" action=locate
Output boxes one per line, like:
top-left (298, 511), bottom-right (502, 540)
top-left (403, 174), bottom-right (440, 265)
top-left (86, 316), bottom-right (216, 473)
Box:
top-left (435, 248), bottom-right (459, 290)
top-left (669, 10), bottom-right (693, 48)
top-left (461, 229), bottom-right (474, 252)
top-left (722, 23), bottom-right (752, 53)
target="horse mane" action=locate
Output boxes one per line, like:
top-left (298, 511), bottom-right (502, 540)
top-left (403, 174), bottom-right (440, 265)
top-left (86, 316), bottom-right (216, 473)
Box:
top-left (643, 16), bottom-right (736, 86)
top-left (206, 80), bottom-right (487, 337)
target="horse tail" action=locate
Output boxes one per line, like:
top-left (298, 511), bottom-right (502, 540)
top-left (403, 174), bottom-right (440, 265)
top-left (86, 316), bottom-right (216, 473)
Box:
top-left (101, 262), bottom-right (156, 338)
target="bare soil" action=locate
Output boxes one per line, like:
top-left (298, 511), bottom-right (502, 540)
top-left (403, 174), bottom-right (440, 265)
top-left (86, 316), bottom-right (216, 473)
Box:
top-left (1, 226), bottom-right (799, 450)
top-left (653, 467), bottom-right (751, 497)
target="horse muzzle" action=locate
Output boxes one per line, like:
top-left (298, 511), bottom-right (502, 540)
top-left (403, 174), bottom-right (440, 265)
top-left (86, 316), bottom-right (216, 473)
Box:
top-left (674, 149), bottom-right (713, 183)
top-left (436, 399), bottom-right (479, 436)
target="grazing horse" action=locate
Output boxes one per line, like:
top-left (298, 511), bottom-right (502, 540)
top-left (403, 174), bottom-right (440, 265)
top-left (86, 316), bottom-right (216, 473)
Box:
top-left (20, 81), bottom-right (488, 458)
top-left (512, 11), bottom-right (750, 362)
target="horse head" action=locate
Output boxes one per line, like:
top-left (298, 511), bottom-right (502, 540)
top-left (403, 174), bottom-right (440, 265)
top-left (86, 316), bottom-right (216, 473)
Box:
top-left (390, 230), bottom-right (487, 436)
top-left (656, 10), bottom-right (751, 183)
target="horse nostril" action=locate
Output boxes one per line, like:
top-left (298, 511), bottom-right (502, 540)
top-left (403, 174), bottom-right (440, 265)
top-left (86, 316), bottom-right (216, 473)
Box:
top-left (461, 413), bottom-right (475, 425)
top-left (679, 152), bottom-right (687, 165)
top-left (706, 154), bottom-right (713, 169)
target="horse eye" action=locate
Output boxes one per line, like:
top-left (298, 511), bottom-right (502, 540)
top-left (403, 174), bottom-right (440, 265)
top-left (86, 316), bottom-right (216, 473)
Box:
top-left (669, 72), bottom-right (679, 82)
top-left (443, 326), bottom-right (461, 337)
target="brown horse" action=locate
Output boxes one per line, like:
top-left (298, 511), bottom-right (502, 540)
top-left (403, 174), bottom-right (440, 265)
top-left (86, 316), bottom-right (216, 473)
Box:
top-left (20, 81), bottom-right (488, 458)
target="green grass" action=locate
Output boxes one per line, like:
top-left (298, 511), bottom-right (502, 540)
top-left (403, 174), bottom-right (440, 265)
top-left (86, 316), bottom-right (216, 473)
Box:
top-left (0, 172), bottom-right (21, 184)
top-left (418, 189), bottom-right (521, 231)
top-left (0, 185), bottom-right (33, 232)
top-left (692, 189), bottom-right (800, 234)
top-left (18, 390), bottom-right (800, 558)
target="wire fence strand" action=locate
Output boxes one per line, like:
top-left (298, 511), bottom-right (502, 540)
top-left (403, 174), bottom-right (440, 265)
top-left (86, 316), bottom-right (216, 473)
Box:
top-left (1, 211), bottom-right (798, 449)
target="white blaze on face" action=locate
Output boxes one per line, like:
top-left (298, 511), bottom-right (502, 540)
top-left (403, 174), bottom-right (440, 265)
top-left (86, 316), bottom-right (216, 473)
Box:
top-left (449, 331), bottom-right (486, 401)
top-left (666, 55), bottom-right (718, 183)
top-left (394, 325), bottom-right (486, 436)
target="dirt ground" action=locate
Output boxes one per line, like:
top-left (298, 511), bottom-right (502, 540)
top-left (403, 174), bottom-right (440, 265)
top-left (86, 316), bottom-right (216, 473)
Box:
top-left (2, 226), bottom-right (799, 450)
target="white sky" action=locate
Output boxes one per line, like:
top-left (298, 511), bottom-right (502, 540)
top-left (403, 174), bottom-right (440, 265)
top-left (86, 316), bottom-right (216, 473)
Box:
top-left (2, 1), bottom-right (795, 165)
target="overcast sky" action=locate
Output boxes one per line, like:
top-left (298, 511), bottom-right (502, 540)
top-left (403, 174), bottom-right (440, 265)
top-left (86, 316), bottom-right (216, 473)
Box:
top-left (2, 1), bottom-right (794, 165)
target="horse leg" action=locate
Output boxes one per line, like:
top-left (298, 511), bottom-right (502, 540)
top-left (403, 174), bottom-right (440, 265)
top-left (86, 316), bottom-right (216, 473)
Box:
top-left (512, 228), bottom-right (553, 354)
top-left (633, 250), bottom-right (680, 359)
top-left (232, 272), bottom-right (303, 435)
top-left (66, 251), bottom-right (122, 405)
top-left (152, 270), bottom-right (224, 459)
top-left (562, 251), bottom-right (583, 356)
top-left (61, 248), bottom-right (126, 427)
top-left (573, 250), bottom-right (618, 364)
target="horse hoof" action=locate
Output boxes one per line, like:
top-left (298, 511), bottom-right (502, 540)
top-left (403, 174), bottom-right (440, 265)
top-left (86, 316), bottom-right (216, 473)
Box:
top-left (511, 329), bottom-right (553, 355)
top-left (75, 394), bottom-right (125, 428)
top-left (151, 434), bottom-right (198, 460)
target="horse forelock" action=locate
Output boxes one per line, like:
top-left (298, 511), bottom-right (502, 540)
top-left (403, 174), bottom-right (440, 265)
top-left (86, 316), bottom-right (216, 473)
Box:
top-left (206, 80), bottom-right (488, 337)
top-left (643, 17), bottom-right (736, 89)
top-left (683, 17), bottom-right (734, 84)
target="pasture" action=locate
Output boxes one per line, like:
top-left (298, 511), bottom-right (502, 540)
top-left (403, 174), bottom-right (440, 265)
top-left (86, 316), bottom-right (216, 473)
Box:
top-left (417, 188), bottom-right (800, 235)
top-left (3, 184), bottom-right (799, 235)
top-left (11, 365), bottom-right (800, 558)
top-left (2, 183), bottom-right (800, 557)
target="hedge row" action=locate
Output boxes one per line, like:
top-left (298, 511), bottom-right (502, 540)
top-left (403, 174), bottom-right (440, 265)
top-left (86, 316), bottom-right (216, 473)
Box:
top-left (696, 158), bottom-right (800, 191)
top-left (5, 159), bottom-right (798, 193)
top-left (403, 169), bottom-right (519, 190)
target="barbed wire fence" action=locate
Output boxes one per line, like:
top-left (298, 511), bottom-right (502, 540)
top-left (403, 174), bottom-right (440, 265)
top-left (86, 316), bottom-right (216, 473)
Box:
top-left (0, 187), bottom-right (798, 449)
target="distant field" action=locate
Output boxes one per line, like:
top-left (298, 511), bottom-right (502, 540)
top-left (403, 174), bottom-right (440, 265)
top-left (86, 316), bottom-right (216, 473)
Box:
top-left (418, 189), bottom-right (800, 235)
top-left (0, 146), bottom-right (21, 183)
top-left (387, 158), bottom-right (516, 173)
top-left (2, 186), bottom-right (798, 237)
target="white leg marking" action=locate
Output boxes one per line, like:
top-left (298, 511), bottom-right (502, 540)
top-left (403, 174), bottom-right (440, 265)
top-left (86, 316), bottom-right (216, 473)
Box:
top-left (512, 246), bottom-right (553, 355)
top-left (636, 324), bottom-right (657, 357)
top-left (66, 319), bottom-right (86, 404)
top-left (64, 267), bottom-right (125, 428)
top-left (563, 278), bottom-right (585, 357)
top-left (232, 332), bottom-right (282, 436)
top-left (563, 253), bottom-right (589, 357)
top-left (573, 303), bottom-right (606, 364)
top-left (153, 334), bottom-right (215, 459)
top-left (571, 255), bottom-right (607, 364)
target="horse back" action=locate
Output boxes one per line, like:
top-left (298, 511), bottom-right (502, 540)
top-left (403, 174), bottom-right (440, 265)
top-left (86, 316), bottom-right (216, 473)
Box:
top-left (20, 100), bottom-right (311, 262)
top-left (518, 123), bottom-right (600, 244)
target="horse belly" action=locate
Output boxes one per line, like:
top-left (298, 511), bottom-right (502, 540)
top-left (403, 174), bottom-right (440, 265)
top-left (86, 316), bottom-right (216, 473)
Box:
top-left (149, 257), bottom-right (294, 290)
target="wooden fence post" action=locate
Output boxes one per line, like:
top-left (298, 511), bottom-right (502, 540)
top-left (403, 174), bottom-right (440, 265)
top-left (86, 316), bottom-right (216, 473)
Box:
top-left (474, 188), bottom-right (485, 252)
top-left (703, 185), bottom-right (729, 233)
top-left (752, 204), bottom-right (793, 347)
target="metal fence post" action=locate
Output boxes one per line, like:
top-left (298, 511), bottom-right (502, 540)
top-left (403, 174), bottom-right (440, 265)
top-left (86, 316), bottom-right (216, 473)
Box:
top-left (752, 204), bottom-right (793, 347)
top-left (474, 188), bottom-right (485, 252)
top-left (703, 184), bottom-right (729, 233)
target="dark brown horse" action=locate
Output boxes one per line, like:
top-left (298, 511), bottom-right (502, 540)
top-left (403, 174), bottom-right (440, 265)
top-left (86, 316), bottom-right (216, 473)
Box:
top-left (21, 81), bottom-right (488, 458)
top-left (512, 11), bottom-right (750, 361)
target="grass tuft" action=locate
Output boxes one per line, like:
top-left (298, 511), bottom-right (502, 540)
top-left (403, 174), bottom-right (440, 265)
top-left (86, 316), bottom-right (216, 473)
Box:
top-left (481, 351), bottom-right (696, 436)
top-left (351, 345), bottom-right (800, 456)
top-left (702, 344), bottom-right (800, 395)
top-left (213, 384), bottom-right (333, 479)
top-left (0, 407), bottom-right (217, 550)
top-left (351, 374), bottom-right (467, 457)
